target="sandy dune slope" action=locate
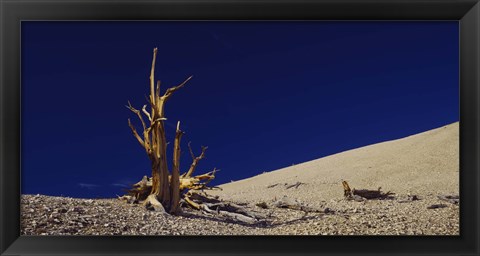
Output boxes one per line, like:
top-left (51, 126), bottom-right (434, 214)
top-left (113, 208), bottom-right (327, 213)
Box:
top-left (209, 122), bottom-right (459, 206)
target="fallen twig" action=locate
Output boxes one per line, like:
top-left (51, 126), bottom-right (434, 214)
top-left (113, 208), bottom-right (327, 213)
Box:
top-left (437, 195), bottom-right (459, 205)
top-left (285, 182), bottom-right (305, 189)
top-left (267, 183), bottom-right (279, 188)
top-left (427, 204), bottom-right (448, 209)
top-left (273, 196), bottom-right (322, 213)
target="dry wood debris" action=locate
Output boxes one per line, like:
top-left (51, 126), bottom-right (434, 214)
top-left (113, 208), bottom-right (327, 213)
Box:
top-left (273, 196), bottom-right (322, 213)
top-left (183, 191), bottom-right (267, 224)
top-left (437, 195), bottom-right (459, 205)
top-left (285, 182), bottom-right (305, 189)
top-left (266, 182), bottom-right (306, 189)
top-left (427, 204), bottom-right (448, 209)
top-left (342, 180), bottom-right (395, 201)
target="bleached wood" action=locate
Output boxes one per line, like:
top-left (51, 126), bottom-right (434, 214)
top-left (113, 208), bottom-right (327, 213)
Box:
top-left (170, 121), bottom-right (183, 214)
top-left (150, 48), bottom-right (157, 106)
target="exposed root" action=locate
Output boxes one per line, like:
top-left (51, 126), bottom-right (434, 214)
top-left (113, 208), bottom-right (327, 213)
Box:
top-left (121, 173), bottom-right (261, 224)
top-left (124, 169), bottom-right (220, 203)
top-left (143, 194), bottom-right (166, 212)
top-left (118, 195), bottom-right (136, 204)
top-left (183, 191), bottom-right (266, 224)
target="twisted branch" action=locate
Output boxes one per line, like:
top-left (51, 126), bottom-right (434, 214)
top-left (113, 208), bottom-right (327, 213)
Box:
top-left (183, 143), bottom-right (208, 178)
top-left (127, 119), bottom-right (145, 148)
top-left (163, 76), bottom-right (193, 100)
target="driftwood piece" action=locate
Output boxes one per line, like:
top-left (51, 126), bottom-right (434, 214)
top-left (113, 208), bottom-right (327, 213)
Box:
top-left (353, 188), bottom-right (394, 199)
top-left (197, 203), bottom-right (257, 224)
top-left (184, 191), bottom-right (265, 224)
top-left (437, 195), bottom-right (459, 205)
top-left (267, 183), bottom-right (279, 188)
top-left (267, 182), bottom-right (305, 189)
top-left (273, 196), bottom-right (321, 213)
top-left (285, 182), bottom-right (305, 189)
top-left (188, 192), bottom-right (266, 219)
top-left (342, 181), bottom-right (394, 200)
top-left (427, 204), bottom-right (448, 209)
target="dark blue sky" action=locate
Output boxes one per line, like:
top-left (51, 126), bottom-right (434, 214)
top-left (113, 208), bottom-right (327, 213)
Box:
top-left (21, 21), bottom-right (459, 198)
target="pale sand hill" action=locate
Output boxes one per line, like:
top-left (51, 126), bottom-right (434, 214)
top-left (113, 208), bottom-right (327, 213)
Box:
top-left (208, 122), bottom-right (459, 207)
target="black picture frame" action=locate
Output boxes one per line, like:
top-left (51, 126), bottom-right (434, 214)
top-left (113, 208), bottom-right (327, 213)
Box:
top-left (1, 0), bottom-right (479, 255)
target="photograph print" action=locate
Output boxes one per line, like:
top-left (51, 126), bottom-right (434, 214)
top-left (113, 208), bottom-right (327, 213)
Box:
top-left (20, 21), bottom-right (459, 236)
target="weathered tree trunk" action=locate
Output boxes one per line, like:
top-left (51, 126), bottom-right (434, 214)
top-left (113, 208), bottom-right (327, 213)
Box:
top-left (124, 48), bottom-right (258, 223)
top-left (170, 121), bottom-right (183, 213)
top-left (126, 47), bottom-right (192, 212)
top-left (157, 121), bottom-right (171, 207)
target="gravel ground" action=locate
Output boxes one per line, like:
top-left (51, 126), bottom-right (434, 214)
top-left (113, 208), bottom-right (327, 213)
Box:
top-left (20, 192), bottom-right (458, 236)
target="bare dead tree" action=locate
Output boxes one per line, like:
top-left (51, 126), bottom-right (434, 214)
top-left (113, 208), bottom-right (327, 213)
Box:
top-left (124, 48), bottom-right (217, 214)
top-left (121, 48), bottom-right (266, 225)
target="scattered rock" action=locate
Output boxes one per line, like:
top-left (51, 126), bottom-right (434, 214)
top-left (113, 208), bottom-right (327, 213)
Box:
top-left (324, 208), bottom-right (334, 214)
top-left (20, 193), bottom-right (459, 236)
top-left (72, 207), bottom-right (84, 213)
top-left (398, 194), bottom-right (421, 203)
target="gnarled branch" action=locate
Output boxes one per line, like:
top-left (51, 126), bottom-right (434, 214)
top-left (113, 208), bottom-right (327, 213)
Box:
top-left (126, 101), bottom-right (147, 131)
top-left (127, 118), bottom-right (145, 148)
top-left (184, 144), bottom-right (208, 178)
top-left (163, 75), bottom-right (193, 100)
